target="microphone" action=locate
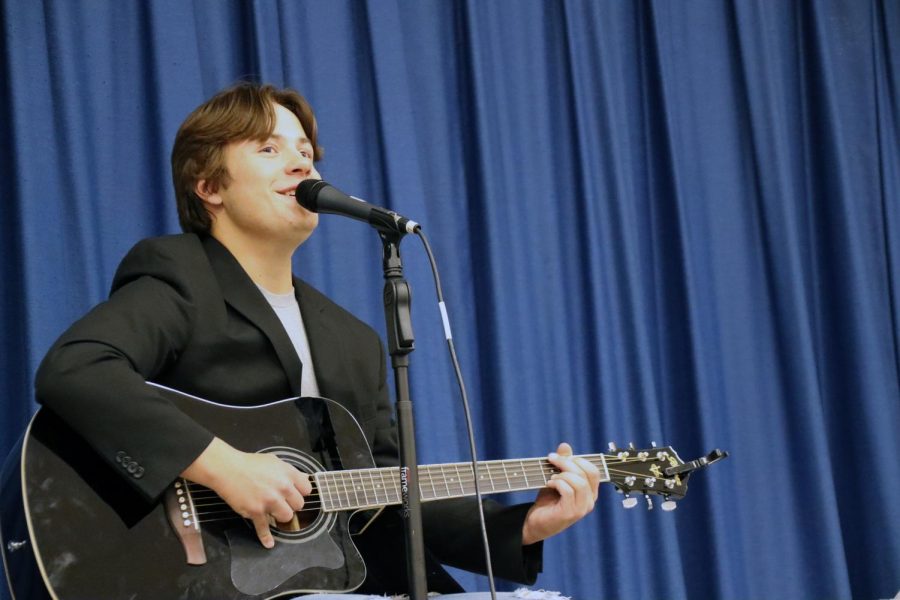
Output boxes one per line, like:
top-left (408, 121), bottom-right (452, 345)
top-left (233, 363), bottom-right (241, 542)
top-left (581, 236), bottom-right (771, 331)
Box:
top-left (296, 180), bottom-right (420, 234)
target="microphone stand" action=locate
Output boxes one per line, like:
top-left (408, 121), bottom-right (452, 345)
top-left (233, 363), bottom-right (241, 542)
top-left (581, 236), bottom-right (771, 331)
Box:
top-left (379, 229), bottom-right (428, 600)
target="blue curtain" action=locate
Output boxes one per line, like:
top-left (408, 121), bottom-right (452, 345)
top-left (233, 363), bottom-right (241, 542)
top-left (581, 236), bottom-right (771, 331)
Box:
top-left (2, 1), bottom-right (899, 598)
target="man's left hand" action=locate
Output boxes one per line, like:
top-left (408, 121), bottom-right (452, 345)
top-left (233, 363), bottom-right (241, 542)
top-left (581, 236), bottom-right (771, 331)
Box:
top-left (521, 442), bottom-right (600, 545)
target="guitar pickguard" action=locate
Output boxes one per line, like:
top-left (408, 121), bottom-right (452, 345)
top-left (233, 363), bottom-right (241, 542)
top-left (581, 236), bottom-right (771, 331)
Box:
top-left (227, 523), bottom-right (344, 595)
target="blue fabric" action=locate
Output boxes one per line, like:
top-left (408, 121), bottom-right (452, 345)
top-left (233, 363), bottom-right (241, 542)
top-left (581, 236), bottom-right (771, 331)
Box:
top-left (2, 1), bottom-right (899, 599)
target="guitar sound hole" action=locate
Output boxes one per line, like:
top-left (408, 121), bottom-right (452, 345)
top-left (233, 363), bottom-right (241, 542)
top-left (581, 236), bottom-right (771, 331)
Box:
top-left (295, 496), bottom-right (319, 530)
top-left (271, 481), bottom-right (321, 533)
top-left (263, 447), bottom-right (336, 544)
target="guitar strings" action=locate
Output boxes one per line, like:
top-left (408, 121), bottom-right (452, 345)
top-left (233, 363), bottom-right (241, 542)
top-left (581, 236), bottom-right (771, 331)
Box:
top-left (181, 456), bottom-right (666, 495)
top-left (182, 455), bottom-right (676, 521)
top-left (182, 456), bottom-right (667, 500)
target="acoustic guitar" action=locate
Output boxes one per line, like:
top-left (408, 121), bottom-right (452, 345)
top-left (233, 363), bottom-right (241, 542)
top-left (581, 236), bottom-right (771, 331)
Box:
top-left (0, 384), bottom-right (726, 599)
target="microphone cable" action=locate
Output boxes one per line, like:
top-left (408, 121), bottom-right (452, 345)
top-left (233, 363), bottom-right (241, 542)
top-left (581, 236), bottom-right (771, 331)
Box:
top-left (415, 229), bottom-right (498, 600)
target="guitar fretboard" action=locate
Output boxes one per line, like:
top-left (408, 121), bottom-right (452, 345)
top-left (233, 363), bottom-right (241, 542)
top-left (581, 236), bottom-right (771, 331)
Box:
top-left (313, 455), bottom-right (610, 512)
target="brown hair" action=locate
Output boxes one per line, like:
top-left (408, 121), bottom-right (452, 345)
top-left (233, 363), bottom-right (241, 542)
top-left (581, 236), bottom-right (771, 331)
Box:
top-left (171, 82), bottom-right (323, 234)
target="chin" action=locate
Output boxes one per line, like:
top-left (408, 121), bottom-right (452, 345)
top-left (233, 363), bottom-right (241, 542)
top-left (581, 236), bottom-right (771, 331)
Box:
top-left (293, 217), bottom-right (318, 245)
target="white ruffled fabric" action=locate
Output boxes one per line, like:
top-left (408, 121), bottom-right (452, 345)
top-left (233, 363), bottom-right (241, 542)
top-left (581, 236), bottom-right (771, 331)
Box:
top-left (294, 590), bottom-right (571, 600)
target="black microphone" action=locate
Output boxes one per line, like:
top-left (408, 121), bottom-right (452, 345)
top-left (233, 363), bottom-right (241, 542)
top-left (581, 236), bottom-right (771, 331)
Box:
top-left (296, 180), bottom-right (420, 234)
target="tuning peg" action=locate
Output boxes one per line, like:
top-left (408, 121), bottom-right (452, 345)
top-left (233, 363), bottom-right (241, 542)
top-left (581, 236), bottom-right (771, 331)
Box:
top-left (608, 442), bottom-right (618, 453)
top-left (644, 494), bottom-right (654, 510)
top-left (651, 441), bottom-right (657, 448)
top-left (628, 442), bottom-right (636, 451)
top-left (622, 494), bottom-right (638, 509)
top-left (661, 498), bottom-right (677, 512)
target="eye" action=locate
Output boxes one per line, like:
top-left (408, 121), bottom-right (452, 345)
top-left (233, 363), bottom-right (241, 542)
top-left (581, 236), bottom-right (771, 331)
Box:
top-left (260, 144), bottom-right (277, 154)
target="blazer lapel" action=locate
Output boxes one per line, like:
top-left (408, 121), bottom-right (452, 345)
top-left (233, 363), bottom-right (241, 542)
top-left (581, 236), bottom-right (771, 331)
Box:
top-left (201, 236), bottom-right (304, 396)
top-left (294, 279), bottom-right (347, 399)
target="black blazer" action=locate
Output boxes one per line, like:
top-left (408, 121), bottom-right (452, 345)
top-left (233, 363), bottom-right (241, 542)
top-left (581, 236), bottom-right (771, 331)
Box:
top-left (35, 233), bottom-right (540, 591)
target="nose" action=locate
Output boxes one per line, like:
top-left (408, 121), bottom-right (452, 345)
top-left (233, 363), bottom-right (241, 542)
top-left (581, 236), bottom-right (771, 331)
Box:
top-left (286, 148), bottom-right (313, 177)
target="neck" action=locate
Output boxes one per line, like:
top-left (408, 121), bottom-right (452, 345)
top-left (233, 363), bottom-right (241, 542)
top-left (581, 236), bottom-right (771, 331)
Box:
top-left (210, 230), bottom-right (296, 294)
top-left (310, 454), bottom-right (612, 512)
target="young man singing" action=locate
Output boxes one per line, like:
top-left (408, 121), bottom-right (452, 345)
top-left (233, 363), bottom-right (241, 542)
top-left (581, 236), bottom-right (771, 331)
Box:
top-left (35, 82), bottom-right (600, 596)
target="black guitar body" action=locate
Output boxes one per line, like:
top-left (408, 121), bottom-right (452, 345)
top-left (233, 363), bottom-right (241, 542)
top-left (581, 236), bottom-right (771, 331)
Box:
top-left (1, 388), bottom-right (372, 600)
top-left (1, 436), bottom-right (49, 600)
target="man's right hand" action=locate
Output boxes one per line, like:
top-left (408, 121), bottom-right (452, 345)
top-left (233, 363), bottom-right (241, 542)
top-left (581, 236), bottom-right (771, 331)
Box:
top-left (181, 437), bottom-right (311, 548)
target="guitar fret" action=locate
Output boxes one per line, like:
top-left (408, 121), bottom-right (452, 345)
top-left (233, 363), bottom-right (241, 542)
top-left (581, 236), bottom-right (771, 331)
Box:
top-left (428, 465), bottom-right (438, 500)
top-left (520, 459), bottom-right (529, 488)
top-left (318, 473), bottom-right (331, 511)
top-left (358, 471), bottom-right (368, 506)
top-left (361, 472), bottom-right (371, 505)
top-left (391, 468), bottom-right (402, 503)
top-left (365, 471), bottom-right (375, 506)
top-left (509, 461), bottom-right (521, 487)
top-left (340, 471), bottom-right (352, 510)
top-left (369, 470), bottom-right (381, 506)
top-left (484, 462), bottom-right (497, 492)
top-left (500, 460), bottom-right (512, 491)
top-left (346, 471), bottom-right (357, 508)
top-left (463, 463), bottom-right (475, 493)
top-left (379, 469), bottom-right (393, 504)
top-left (453, 463), bottom-right (469, 496)
top-left (419, 466), bottom-right (431, 501)
top-left (328, 472), bottom-right (338, 510)
top-left (328, 472), bottom-right (339, 510)
top-left (438, 464), bottom-right (450, 497)
top-left (483, 462), bottom-right (494, 492)
top-left (350, 471), bottom-right (366, 507)
top-left (382, 469), bottom-right (392, 503)
top-left (321, 472), bottom-right (333, 510)
top-left (453, 464), bottom-right (465, 495)
top-left (363, 470), bottom-right (373, 506)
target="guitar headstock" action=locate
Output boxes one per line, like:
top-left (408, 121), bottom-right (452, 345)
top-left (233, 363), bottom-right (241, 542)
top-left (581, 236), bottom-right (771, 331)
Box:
top-left (604, 445), bottom-right (728, 511)
top-left (605, 444), bottom-right (687, 511)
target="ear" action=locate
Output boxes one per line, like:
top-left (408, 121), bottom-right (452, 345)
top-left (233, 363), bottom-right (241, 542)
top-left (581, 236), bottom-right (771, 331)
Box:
top-left (195, 179), bottom-right (223, 207)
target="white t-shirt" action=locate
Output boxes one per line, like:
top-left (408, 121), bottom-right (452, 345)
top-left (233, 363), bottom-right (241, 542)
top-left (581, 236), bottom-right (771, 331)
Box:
top-left (257, 285), bottom-right (320, 398)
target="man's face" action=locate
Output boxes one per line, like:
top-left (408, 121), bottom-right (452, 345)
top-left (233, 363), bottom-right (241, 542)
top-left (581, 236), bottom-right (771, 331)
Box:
top-left (201, 103), bottom-right (321, 248)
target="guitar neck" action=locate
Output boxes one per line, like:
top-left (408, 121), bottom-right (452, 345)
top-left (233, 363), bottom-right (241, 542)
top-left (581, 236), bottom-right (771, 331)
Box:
top-left (313, 454), bottom-right (611, 512)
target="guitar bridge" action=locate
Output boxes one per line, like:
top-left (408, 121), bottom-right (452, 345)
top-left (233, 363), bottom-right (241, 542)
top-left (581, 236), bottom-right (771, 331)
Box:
top-left (164, 479), bottom-right (207, 565)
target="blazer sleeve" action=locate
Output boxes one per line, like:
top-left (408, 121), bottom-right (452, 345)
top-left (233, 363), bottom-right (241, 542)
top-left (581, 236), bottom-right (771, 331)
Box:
top-left (362, 334), bottom-right (543, 583)
top-left (34, 236), bottom-right (215, 501)
top-left (422, 498), bottom-right (543, 584)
